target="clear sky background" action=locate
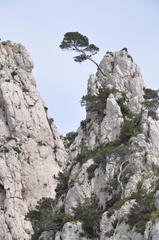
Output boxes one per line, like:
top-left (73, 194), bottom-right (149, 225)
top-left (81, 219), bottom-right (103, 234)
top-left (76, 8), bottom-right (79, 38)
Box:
top-left (0, 0), bottom-right (159, 134)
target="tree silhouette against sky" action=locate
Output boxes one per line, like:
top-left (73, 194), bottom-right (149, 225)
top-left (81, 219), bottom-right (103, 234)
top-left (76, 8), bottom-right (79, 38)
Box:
top-left (59, 32), bottom-right (106, 76)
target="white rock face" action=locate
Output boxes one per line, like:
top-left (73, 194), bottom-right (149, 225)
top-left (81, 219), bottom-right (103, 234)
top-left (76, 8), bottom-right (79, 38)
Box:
top-left (55, 222), bottom-right (87, 240)
top-left (65, 159), bottom-right (93, 213)
top-left (51, 49), bottom-right (159, 240)
top-left (95, 49), bottom-right (144, 113)
top-left (70, 49), bottom-right (144, 153)
top-left (0, 41), bottom-right (67, 239)
top-left (148, 119), bottom-right (159, 149)
top-left (100, 94), bottom-right (123, 143)
top-left (1, 44), bottom-right (159, 240)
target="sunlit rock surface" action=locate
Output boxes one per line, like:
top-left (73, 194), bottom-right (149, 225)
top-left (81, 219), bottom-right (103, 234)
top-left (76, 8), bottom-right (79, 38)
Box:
top-left (0, 41), bottom-right (67, 239)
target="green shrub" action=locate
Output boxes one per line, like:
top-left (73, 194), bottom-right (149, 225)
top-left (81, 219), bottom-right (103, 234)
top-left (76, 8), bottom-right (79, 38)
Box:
top-left (120, 114), bottom-right (141, 143)
top-left (0, 146), bottom-right (10, 153)
top-left (74, 198), bottom-right (101, 237)
top-left (107, 197), bottom-right (129, 216)
top-left (64, 131), bottom-right (78, 146)
top-left (81, 86), bottom-right (116, 114)
top-left (105, 180), bottom-right (158, 235)
top-left (55, 172), bottom-right (70, 199)
top-left (143, 88), bottom-right (159, 100)
top-left (92, 142), bottom-right (130, 169)
top-left (127, 184), bottom-right (157, 235)
top-left (26, 198), bottom-right (74, 240)
top-left (143, 87), bottom-right (159, 120)
top-left (75, 144), bottom-right (91, 165)
top-left (148, 110), bottom-right (158, 120)
top-left (76, 141), bottom-right (130, 170)
top-left (87, 163), bottom-right (98, 180)
top-left (116, 95), bottom-right (130, 117)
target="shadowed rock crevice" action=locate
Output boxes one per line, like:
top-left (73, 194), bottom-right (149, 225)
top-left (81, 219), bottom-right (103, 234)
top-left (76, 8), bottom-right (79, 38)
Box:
top-left (0, 184), bottom-right (6, 210)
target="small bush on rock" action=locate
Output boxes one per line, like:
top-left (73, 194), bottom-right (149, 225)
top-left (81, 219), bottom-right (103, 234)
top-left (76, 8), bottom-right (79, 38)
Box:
top-left (81, 86), bottom-right (116, 114)
top-left (65, 131), bottom-right (78, 146)
top-left (26, 198), bottom-right (74, 240)
top-left (116, 94), bottom-right (130, 117)
top-left (74, 198), bottom-right (102, 237)
top-left (55, 172), bottom-right (70, 199)
top-left (120, 114), bottom-right (141, 143)
top-left (127, 183), bottom-right (158, 235)
top-left (143, 87), bottom-right (159, 120)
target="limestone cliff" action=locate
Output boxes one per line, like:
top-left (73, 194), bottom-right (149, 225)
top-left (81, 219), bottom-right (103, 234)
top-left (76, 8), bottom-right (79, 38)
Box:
top-left (37, 49), bottom-right (159, 240)
top-left (1, 42), bottom-right (159, 240)
top-left (0, 41), bottom-right (67, 239)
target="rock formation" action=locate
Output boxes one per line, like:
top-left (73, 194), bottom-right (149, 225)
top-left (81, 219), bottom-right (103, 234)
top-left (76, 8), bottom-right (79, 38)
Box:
top-left (0, 41), bottom-right (159, 240)
top-left (38, 49), bottom-right (159, 240)
top-left (0, 41), bottom-right (67, 239)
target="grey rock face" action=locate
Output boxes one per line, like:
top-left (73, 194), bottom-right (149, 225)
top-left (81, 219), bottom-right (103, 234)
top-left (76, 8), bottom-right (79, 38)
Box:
top-left (0, 41), bottom-right (67, 239)
top-left (1, 43), bottom-right (159, 240)
top-left (100, 94), bottom-right (123, 143)
top-left (55, 222), bottom-right (86, 240)
top-left (47, 49), bottom-right (159, 240)
top-left (70, 49), bottom-right (144, 153)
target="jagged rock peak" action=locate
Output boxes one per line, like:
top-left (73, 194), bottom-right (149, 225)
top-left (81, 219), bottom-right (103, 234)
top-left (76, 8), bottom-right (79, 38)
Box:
top-left (71, 49), bottom-right (145, 152)
top-left (0, 41), bottom-right (67, 239)
top-left (88, 48), bottom-right (144, 113)
top-left (44, 49), bottom-right (159, 240)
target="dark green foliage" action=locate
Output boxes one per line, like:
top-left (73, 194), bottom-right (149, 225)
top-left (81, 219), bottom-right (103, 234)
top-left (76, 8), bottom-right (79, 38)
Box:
top-left (75, 143), bottom-right (91, 165)
top-left (60, 32), bottom-right (99, 63)
top-left (11, 71), bottom-right (17, 78)
top-left (0, 146), bottom-right (10, 153)
top-left (81, 86), bottom-right (116, 114)
top-left (65, 131), bottom-right (78, 146)
top-left (120, 114), bottom-right (141, 143)
top-left (116, 95), bottom-right (130, 117)
top-left (148, 110), bottom-right (158, 120)
top-left (143, 88), bottom-right (159, 100)
top-left (143, 87), bottom-right (159, 120)
top-left (92, 142), bottom-right (130, 169)
top-left (105, 193), bottom-right (121, 217)
top-left (121, 47), bottom-right (128, 52)
top-left (59, 32), bottom-right (108, 76)
top-left (105, 182), bottom-right (159, 235)
top-left (26, 198), bottom-right (74, 240)
top-left (55, 172), bottom-right (70, 199)
top-left (75, 141), bottom-right (129, 170)
top-left (59, 32), bottom-right (89, 49)
top-left (107, 197), bottom-right (129, 217)
top-left (144, 99), bottom-right (159, 109)
top-left (74, 198), bottom-right (101, 237)
top-left (87, 163), bottom-right (98, 180)
top-left (127, 54), bottom-right (133, 62)
top-left (127, 183), bottom-right (158, 235)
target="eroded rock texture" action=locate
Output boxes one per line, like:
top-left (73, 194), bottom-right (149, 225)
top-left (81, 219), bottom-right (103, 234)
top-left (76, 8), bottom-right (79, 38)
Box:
top-left (0, 41), bottom-right (67, 239)
top-left (1, 42), bottom-right (159, 240)
top-left (39, 49), bottom-right (159, 240)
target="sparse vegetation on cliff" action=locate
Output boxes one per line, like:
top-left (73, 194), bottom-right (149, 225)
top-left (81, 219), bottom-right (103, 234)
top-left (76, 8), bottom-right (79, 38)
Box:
top-left (26, 198), bottom-right (74, 240)
top-left (143, 87), bottom-right (159, 120)
top-left (81, 85), bottom-right (116, 114)
top-left (120, 114), bottom-right (142, 143)
top-left (73, 198), bottom-right (102, 237)
top-left (59, 32), bottom-right (106, 76)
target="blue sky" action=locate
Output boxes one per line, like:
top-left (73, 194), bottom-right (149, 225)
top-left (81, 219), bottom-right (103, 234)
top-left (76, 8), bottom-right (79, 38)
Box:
top-left (0, 0), bottom-right (159, 134)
